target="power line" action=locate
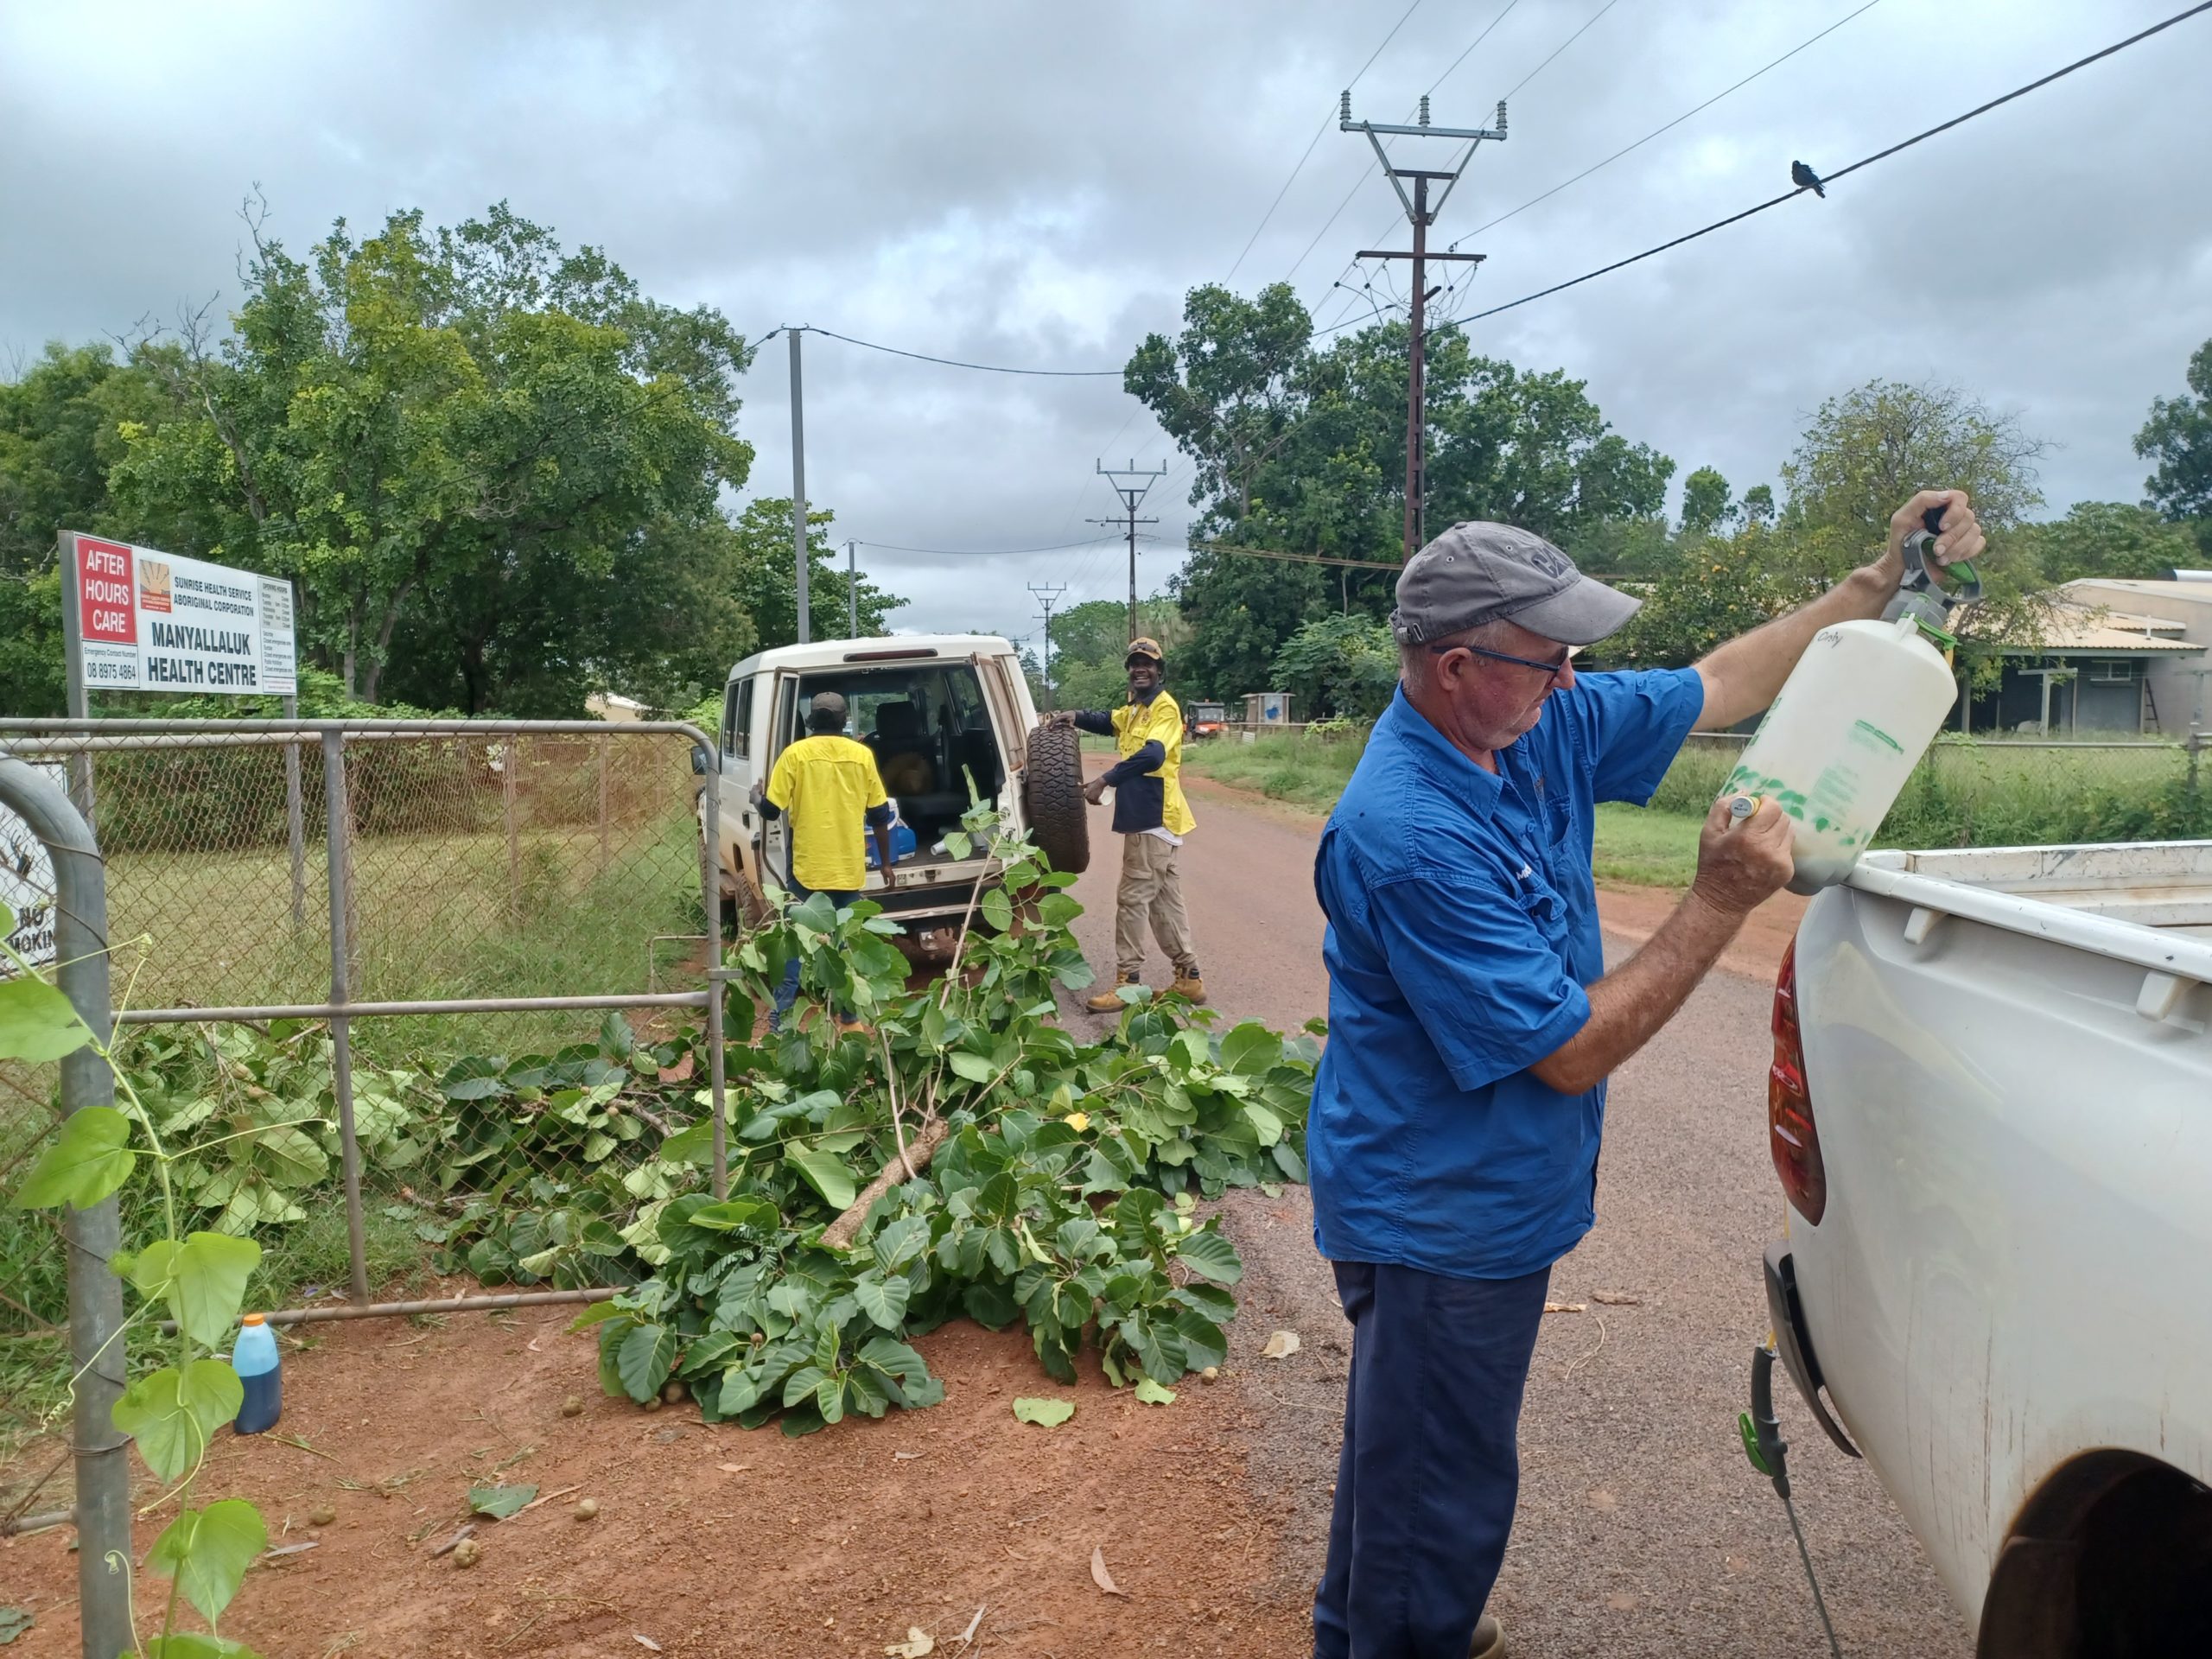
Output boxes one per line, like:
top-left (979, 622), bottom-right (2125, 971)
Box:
top-left (1225, 0), bottom-right (1429, 279)
top-left (1422, 0), bottom-right (1523, 97)
top-left (1305, 0), bottom-right (1611, 332)
top-left (1448, 0), bottom-right (1884, 250)
top-left (1496, 0), bottom-right (1624, 102)
top-left (1193, 542), bottom-right (1406, 572)
top-left (1455, 0), bottom-right (2212, 327)
top-left (1281, 0), bottom-right (1524, 284)
top-left (803, 326), bottom-right (1122, 378)
top-left (855, 535), bottom-right (1116, 557)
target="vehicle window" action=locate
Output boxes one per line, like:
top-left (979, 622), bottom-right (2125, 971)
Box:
top-left (722, 680), bottom-right (753, 758)
top-left (947, 668), bottom-right (989, 731)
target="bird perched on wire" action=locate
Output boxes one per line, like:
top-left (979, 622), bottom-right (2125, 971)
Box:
top-left (1791, 161), bottom-right (1827, 198)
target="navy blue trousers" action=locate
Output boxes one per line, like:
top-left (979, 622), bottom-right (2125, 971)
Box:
top-left (1313, 1259), bottom-right (1553, 1659)
top-left (770, 881), bottom-right (859, 1028)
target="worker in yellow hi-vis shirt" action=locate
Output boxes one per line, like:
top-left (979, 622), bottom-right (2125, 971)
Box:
top-left (754, 690), bottom-right (896, 1030)
top-left (1049, 638), bottom-right (1203, 1008)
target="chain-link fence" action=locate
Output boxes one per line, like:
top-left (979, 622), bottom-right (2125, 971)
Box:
top-left (1, 721), bottom-right (734, 1518)
top-left (3, 721), bottom-right (737, 1599)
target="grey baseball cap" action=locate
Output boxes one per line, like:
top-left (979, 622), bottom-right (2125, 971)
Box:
top-left (1389, 522), bottom-right (1641, 647)
top-left (807, 690), bottom-right (849, 721)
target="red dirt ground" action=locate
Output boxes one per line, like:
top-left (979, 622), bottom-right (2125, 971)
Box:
top-left (2, 1294), bottom-right (1307, 1658)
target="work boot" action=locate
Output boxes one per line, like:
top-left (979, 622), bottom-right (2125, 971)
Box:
top-left (1086, 971), bottom-right (1141, 1012)
top-left (1171, 963), bottom-right (1206, 1005)
top-left (1470, 1614), bottom-right (1505, 1658)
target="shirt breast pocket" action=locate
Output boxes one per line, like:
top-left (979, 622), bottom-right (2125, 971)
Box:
top-left (1514, 868), bottom-right (1571, 951)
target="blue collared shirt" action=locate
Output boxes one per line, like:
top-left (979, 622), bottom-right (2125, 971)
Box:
top-left (1309, 669), bottom-right (1705, 1280)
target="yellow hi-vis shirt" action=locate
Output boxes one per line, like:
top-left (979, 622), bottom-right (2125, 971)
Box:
top-left (1111, 691), bottom-right (1197, 836)
top-left (765, 734), bottom-right (888, 893)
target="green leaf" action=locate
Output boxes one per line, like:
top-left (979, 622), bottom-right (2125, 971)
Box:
top-left (569, 1300), bottom-right (629, 1332)
top-left (942, 830), bottom-right (973, 860)
top-left (0, 1606), bottom-right (31, 1645)
top-left (143, 1636), bottom-right (258, 1657)
top-left (1175, 1228), bottom-right (1244, 1286)
top-left (1242, 1101), bottom-right (1285, 1147)
top-left (785, 1145), bottom-right (856, 1210)
top-left (687, 1198), bottom-right (780, 1233)
top-left (0, 975), bottom-right (92, 1063)
top-left (657, 1117), bottom-right (715, 1164)
top-left (1011, 1396), bottom-right (1075, 1427)
top-left (467, 1482), bottom-right (538, 1520)
top-left (112, 1360), bottom-right (243, 1484)
top-left (980, 887), bottom-right (1014, 931)
top-left (14, 1106), bottom-right (134, 1211)
top-left (615, 1322), bottom-right (676, 1403)
top-left (1219, 1021), bottom-right (1282, 1076)
top-left (853, 1273), bottom-right (911, 1332)
top-left (129, 1233), bottom-right (263, 1348)
top-left (961, 1281), bottom-right (1019, 1330)
top-left (945, 1051), bottom-right (995, 1084)
top-left (145, 1499), bottom-right (266, 1624)
top-left (1134, 1377), bottom-right (1178, 1406)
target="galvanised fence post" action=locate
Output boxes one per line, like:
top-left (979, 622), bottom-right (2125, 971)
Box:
top-left (0, 758), bottom-right (133, 1659)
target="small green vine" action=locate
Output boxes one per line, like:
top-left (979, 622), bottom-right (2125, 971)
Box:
top-left (5, 905), bottom-right (270, 1659)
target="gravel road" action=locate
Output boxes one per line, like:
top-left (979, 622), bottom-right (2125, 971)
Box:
top-left (1065, 766), bottom-right (1974, 1657)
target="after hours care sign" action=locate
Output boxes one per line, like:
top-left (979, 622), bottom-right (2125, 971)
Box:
top-left (66, 532), bottom-right (297, 696)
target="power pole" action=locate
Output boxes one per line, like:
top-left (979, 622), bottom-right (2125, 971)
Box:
top-left (1090, 459), bottom-right (1166, 640)
top-left (1340, 91), bottom-right (1507, 559)
top-left (787, 327), bottom-right (810, 644)
top-left (846, 538), bottom-right (860, 639)
top-left (1028, 582), bottom-right (1067, 709)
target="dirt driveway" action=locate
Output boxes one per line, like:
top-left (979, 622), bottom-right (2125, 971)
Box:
top-left (1067, 764), bottom-right (1970, 1657)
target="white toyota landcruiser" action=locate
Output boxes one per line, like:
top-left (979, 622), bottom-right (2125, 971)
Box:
top-left (696, 634), bottom-right (1089, 956)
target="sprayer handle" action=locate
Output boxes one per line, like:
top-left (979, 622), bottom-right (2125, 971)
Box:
top-left (1922, 503), bottom-right (1948, 538)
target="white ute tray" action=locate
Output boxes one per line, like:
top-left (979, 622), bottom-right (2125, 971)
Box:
top-left (1848, 842), bottom-right (2212, 1014)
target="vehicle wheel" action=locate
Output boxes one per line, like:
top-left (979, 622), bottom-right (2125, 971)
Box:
top-left (1023, 721), bottom-right (1090, 875)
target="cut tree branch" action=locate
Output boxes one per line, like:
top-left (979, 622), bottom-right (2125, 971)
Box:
top-left (821, 1116), bottom-right (950, 1252)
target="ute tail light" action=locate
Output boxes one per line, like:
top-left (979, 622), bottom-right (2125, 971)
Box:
top-left (1768, 938), bottom-right (1827, 1224)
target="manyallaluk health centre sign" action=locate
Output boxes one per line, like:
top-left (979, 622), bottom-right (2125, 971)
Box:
top-left (64, 531), bottom-right (297, 696)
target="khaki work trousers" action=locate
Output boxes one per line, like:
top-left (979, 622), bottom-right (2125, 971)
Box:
top-left (1115, 831), bottom-right (1197, 980)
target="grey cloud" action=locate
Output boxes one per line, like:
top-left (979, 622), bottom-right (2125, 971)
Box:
top-left (4, 0), bottom-right (2209, 645)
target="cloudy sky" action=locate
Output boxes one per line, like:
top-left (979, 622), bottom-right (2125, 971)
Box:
top-left (5, 1), bottom-right (2209, 645)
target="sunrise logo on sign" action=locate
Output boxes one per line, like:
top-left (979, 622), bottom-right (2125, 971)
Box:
top-left (139, 557), bottom-right (174, 613)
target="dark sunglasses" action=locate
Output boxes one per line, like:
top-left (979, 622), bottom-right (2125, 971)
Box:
top-left (1427, 640), bottom-right (1574, 683)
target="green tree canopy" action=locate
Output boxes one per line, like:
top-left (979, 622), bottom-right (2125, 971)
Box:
top-left (1679, 466), bottom-right (1734, 537)
top-left (2136, 337), bottom-right (2212, 553)
top-left (2009, 501), bottom-right (2201, 585)
top-left (108, 201), bottom-right (760, 713)
top-left (0, 342), bottom-right (176, 713)
top-left (1270, 613), bottom-right (1398, 721)
top-left (1125, 284), bottom-right (1673, 699)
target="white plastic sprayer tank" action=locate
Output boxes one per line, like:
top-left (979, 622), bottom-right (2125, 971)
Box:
top-left (1721, 613), bottom-right (1959, 893)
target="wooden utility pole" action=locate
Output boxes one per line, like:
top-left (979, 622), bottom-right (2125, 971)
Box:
top-left (1090, 460), bottom-right (1166, 639)
top-left (1340, 92), bottom-right (1506, 559)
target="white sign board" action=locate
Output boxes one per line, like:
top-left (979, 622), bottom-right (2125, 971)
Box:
top-left (67, 532), bottom-right (297, 697)
top-left (1, 761), bottom-right (67, 979)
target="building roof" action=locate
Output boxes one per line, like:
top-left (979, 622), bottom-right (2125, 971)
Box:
top-left (1995, 597), bottom-right (2204, 656)
top-left (2064, 577), bottom-right (2212, 607)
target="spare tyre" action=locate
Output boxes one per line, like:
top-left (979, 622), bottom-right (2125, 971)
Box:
top-left (1023, 720), bottom-right (1091, 875)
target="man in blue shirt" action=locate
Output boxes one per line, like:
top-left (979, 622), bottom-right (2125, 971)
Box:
top-left (1309, 493), bottom-right (1984, 1659)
